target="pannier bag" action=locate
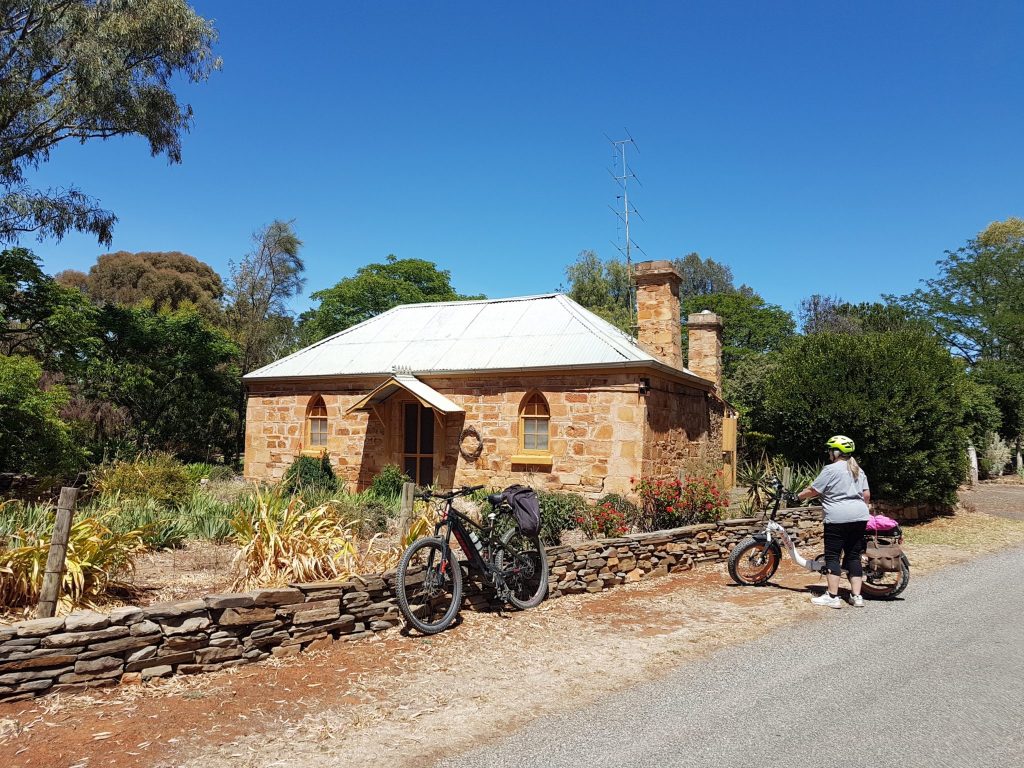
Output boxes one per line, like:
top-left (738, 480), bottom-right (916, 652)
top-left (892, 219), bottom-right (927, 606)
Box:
top-left (864, 534), bottom-right (904, 573)
top-left (501, 484), bottom-right (541, 537)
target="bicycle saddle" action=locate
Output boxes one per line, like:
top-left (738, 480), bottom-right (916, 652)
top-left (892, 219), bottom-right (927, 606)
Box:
top-left (487, 492), bottom-right (503, 506)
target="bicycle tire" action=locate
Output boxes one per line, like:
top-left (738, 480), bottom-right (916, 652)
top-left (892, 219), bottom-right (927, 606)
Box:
top-left (396, 536), bottom-right (464, 634)
top-left (494, 527), bottom-right (549, 610)
top-left (861, 554), bottom-right (910, 600)
top-left (812, 551), bottom-right (911, 600)
top-left (727, 536), bottom-right (781, 586)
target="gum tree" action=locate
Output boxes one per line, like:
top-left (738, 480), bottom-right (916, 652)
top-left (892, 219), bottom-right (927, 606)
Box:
top-left (0, 0), bottom-right (219, 245)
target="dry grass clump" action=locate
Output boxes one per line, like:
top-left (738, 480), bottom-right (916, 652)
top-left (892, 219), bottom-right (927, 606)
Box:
top-left (229, 489), bottom-right (434, 590)
top-left (903, 509), bottom-right (1024, 553)
top-left (0, 513), bottom-right (145, 613)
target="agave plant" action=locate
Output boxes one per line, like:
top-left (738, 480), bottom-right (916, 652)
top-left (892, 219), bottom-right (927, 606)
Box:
top-left (767, 458), bottom-right (823, 506)
top-left (737, 456), bottom-right (772, 512)
top-left (179, 491), bottom-right (234, 543)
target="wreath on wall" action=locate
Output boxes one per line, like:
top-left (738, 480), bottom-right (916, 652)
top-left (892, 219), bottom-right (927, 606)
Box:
top-left (459, 426), bottom-right (484, 462)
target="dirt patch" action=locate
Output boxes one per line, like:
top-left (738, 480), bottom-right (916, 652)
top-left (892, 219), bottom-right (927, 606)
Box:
top-left (903, 507), bottom-right (1024, 574)
top-left (957, 482), bottom-right (1024, 522)
top-left (124, 541), bottom-right (238, 605)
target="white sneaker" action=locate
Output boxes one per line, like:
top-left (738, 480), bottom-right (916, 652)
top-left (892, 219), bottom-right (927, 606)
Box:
top-left (850, 594), bottom-right (864, 608)
top-left (811, 592), bottom-right (842, 608)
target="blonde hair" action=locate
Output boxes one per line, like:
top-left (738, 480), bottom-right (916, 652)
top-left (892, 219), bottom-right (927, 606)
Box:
top-left (832, 451), bottom-right (861, 480)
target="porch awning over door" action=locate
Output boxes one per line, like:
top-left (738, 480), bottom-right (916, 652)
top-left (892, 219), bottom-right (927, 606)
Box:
top-left (345, 374), bottom-right (464, 415)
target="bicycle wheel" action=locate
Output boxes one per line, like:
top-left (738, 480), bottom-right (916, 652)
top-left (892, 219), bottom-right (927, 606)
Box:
top-left (494, 527), bottom-right (549, 610)
top-left (861, 554), bottom-right (910, 599)
top-left (727, 536), bottom-right (781, 586)
top-left (396, 536), bottom-right (464, 634)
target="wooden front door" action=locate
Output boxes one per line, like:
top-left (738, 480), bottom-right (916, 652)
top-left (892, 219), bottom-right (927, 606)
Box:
top-left (402, 402), bottom-right (435, 485)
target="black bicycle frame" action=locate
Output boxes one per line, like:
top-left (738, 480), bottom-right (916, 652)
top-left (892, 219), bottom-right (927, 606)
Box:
top-left (437, 505), bottom-right (492, 573)
top-left (431, 497), bottom-right (520, 581)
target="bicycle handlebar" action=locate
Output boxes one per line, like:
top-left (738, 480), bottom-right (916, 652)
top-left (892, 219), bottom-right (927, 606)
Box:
top-left (414, 484), bottom-right (485, 501)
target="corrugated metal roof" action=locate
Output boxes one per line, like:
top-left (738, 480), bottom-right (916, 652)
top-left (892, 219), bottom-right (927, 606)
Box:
top-left (244, 294), bottom-right (702, 380)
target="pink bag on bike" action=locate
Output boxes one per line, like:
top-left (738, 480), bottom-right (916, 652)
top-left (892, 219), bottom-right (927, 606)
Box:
top-left (866, 514), bottom-right (899, 532)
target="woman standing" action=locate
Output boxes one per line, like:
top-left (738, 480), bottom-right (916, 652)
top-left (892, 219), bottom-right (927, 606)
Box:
top-left (797, 435), bottom-right (870, 608)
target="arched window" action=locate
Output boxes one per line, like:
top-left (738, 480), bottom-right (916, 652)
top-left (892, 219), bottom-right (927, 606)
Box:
top-left (306, 396), bottom-right (328, 449)
top-left (519, 391), bottom-right (550, 453)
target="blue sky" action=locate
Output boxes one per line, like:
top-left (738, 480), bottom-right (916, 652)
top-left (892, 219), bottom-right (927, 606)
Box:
top-left (26, 0), bottom-right (1024, 318)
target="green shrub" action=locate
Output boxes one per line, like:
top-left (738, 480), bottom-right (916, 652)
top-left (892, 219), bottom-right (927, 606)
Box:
top-left (369, 464), bottom-right (411, 497)
top-left (760, 329), bottom-right (969, 504)
top-left (0, 354), bottom-right (85, 475)
top-left (281, 452), bottom-right (337, 495)
top-left (536, 490), bottom-right (587, 545)
top-left (183, 462), bottom-right (213, 485)
top-left (92, 453), bottom-right (191, 506)
top-left (184, 463), bottom-right (238, 485)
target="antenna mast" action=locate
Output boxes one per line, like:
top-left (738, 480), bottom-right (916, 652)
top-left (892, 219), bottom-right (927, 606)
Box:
top-left (607, 131), bottom-right (646, 335)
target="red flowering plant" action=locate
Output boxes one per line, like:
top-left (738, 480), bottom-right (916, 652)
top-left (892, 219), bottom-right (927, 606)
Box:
top-left (679, 475), bottom-right (727, 524)
top-left (575, 502), bottom-right (629, 539)
top-left (635, 474), bottom-right (727, 529)
top-left (635, 476), bottom-right (684, 530)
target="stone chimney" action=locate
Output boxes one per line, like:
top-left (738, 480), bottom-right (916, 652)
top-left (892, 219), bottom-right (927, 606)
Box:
top-left (634, 260), bottom-right (683, 370)
top-left (686, 310), bottom-right (724, 394)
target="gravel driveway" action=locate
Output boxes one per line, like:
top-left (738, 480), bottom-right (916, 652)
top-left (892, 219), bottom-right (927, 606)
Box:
top-left (959, 482), bottom-right (1024, 521)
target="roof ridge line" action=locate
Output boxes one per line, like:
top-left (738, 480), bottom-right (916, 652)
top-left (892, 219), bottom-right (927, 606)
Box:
top-left (554, 295), bottom-right (651, 361)
top-left (392, 293), bottom-right (561, 309)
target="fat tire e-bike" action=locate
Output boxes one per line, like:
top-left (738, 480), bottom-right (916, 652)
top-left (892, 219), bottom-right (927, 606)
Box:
top-left (727, 476), bottom-right (910, 599)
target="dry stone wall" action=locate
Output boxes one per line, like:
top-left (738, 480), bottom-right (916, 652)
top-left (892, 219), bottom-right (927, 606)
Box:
top-left (0, 507), bottom-right (823, 702)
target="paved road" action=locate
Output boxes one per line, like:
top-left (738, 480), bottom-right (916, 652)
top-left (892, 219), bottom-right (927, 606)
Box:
top-left (437, 547), bottom-right (1024, 768)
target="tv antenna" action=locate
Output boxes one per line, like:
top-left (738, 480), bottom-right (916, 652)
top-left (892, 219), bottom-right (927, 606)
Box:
top-left (606, 130), bottom-right (647, 333)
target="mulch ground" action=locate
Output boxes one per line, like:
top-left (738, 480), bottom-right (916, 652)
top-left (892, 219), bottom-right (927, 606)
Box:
top-left (0, 562), bottom-right (825, 768)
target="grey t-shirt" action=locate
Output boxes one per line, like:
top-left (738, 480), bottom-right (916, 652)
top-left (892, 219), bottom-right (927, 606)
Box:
top-left (811, 460), bottom-right (870, 524)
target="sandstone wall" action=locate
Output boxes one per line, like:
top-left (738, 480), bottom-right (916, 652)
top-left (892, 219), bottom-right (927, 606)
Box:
top-left (0, 507), bottom-right (823, 703)
top-left (245, 373), bottom-right (686, 498)
top-left (641, 377), bottom-right (724, 480)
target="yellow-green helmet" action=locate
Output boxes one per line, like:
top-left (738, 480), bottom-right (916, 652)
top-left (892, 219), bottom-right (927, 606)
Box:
top-left (826, 435), bottom-right (856, 454)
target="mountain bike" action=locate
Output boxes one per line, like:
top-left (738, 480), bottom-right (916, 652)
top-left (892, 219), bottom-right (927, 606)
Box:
top-left (395, 485), bottom-right (549, 634)
top-left (727, 476), bottom-right (910, 599)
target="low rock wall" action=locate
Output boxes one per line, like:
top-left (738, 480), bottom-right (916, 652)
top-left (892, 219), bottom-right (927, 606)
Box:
top-left (871, 500), bottom-right (951, 522)
top-left (0, 507), bottom-right (823, 703)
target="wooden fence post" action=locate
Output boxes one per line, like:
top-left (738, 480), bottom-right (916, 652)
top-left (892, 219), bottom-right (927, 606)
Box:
top-left (398, 482), bottom-right (415, 541)
top-left (35, 486), bottom-right (78, 619)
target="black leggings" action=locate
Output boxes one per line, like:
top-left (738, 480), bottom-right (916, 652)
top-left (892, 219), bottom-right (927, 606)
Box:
top-left (823, 521), bottom-right (868, 578)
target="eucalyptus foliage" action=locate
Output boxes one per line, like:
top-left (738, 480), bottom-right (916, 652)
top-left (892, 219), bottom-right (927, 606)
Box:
top-left (1, 0), bottom-right (219, 244)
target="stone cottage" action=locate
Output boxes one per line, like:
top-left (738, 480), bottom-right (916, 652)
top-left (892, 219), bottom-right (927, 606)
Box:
top-left (243, 260), bottom-right (728, 498)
